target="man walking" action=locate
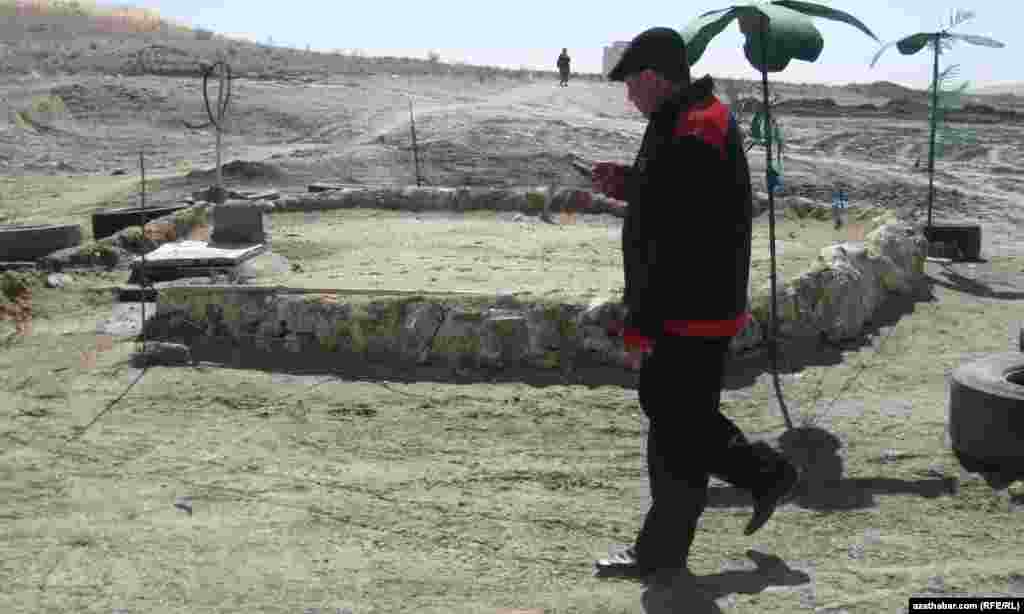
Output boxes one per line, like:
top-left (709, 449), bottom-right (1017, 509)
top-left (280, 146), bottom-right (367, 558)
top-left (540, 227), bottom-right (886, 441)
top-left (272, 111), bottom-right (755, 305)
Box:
top-left (557, 48), bottom-right (571, 86)
top-left (582, 26), bottom-right (799, 582)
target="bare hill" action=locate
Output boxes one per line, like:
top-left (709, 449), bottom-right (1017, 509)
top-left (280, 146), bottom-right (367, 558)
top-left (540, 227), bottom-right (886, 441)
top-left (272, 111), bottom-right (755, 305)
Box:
top-left (972, 82), bottom-right (1024, 97)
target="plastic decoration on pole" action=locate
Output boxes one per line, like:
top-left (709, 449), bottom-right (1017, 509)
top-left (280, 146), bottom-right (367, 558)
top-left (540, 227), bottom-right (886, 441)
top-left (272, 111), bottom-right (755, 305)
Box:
top-left (832, 188), bottom-right (848, 230)
top-left (870, 9), bottom-right (1004, 234)
top-left (182, 60), bottom-right (234, 204)
top-left (681, 1), bottom-right (879, 432)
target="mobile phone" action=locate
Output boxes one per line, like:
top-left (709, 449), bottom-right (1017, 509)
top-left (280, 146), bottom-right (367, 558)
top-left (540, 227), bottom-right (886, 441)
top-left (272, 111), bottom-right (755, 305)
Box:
top-left (571, 161), bottom-right (592, 178)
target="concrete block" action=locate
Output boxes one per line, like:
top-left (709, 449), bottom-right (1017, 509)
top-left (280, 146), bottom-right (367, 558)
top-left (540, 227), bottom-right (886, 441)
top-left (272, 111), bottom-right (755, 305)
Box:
top-left (210, 201), bottom-right (266, 244)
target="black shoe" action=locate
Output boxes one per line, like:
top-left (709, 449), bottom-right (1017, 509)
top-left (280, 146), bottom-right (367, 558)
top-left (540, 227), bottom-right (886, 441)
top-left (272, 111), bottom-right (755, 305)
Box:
top-left (744, 460), bottom-right (799, 536)
top-left (594, 545), bottom-right (684, 581)
top-left (593, 557), bottom-right (657, 579)
top-left (594, 545), bottom-right (652, 579)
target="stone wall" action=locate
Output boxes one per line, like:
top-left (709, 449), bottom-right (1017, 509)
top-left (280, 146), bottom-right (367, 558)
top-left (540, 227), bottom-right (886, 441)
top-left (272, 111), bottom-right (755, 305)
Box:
top-left (146, 216), bottom-right (929, 373)
top-left (273, 186), bottom-right (626, 216)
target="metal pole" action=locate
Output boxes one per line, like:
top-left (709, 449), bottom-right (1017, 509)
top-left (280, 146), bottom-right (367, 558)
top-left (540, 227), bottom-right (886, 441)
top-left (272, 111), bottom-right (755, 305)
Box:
top-left (215, 63), bottom-right (226, 202)
top-left (927, 35), bottom-right (940, 233)
top-left (409, 97), bottom-right (422, 187)
top-left (761, 15), bottom-right (794, 431)
top-left (139, 151), bottom-right (147, 347)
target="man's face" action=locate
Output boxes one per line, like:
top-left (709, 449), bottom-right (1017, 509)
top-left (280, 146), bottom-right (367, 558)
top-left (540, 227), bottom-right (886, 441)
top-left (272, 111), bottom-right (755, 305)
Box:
top-left (625, 70), bottom-right (662, 117)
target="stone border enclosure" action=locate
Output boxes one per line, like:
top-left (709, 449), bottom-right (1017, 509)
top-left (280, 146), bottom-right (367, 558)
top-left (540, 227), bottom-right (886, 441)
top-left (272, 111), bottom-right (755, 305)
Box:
top-left (142, 186), bottom-right (930, 373)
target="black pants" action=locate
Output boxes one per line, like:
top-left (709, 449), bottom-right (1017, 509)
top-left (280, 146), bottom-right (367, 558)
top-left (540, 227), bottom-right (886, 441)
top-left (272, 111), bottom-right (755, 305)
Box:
top-left (559, 70), bottom-right (569, 85)
top-left (632, 334), bottom-right (785, 569)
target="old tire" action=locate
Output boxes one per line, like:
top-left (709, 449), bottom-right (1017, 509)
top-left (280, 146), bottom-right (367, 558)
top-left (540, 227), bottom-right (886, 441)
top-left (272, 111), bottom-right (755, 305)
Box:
top-left (92, 205), bottom-right (190, 240)
top-left (925, 224), bottom-right (982, 262)
top-left (0, 223), bottom-right (82, 262)
top-left (948, 352), bottom-right (1024, 486)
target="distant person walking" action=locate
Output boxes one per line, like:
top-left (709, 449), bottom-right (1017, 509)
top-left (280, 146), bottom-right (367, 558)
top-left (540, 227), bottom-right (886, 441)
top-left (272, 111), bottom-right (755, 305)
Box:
top-left (576, 26), bottom-right (800, 584)
top-left (557, 48), bottom-right (571, 86)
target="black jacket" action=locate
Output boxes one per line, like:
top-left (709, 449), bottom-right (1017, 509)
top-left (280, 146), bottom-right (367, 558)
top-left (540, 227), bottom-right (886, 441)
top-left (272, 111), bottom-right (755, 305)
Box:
top-left (619, 75), bottom-right (753, 342)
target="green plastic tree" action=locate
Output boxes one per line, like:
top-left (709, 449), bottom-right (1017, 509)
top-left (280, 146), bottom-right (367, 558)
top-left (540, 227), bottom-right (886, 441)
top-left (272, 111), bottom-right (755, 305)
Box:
top-left (870, 9), bottom-right (1004, 232)
top-left (682, 1), bottom-right (878, 430)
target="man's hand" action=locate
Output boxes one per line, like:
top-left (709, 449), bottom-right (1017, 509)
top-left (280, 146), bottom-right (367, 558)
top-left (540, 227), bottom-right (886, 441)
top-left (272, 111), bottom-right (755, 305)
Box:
top-left (608, 319), bottom-right (652, 371)
top-left (591, 162), bottom-right (629, 201)
top-left (624, 347), bottom-right (651, 371)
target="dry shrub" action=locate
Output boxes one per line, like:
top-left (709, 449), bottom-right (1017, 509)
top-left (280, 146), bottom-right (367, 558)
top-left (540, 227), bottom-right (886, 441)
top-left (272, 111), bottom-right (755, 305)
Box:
top-left (0, 272), bottom-right (36, 337)
top-left (16, 94), bottom-right (71, 129)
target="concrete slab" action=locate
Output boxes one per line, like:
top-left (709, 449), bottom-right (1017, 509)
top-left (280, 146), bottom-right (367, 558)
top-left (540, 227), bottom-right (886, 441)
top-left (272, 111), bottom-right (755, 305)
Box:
top-left (234, 189), bottom-right (280, 201)
top-left (97, 302), bottom-right (157, 336)
top-left (133, 240), bottom-right (266, 267)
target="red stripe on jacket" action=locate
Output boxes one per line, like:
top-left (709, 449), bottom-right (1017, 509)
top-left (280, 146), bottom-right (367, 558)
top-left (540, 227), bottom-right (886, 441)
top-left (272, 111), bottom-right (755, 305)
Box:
top-left (622, 313), bottom-right (751, 351)
top-left (673, 96), bottom-right (730, 160)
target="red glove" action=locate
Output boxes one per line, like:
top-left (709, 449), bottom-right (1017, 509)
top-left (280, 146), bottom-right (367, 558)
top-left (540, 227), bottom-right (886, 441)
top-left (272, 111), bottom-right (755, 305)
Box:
top-left (591, 162), bottom-right (629, 202)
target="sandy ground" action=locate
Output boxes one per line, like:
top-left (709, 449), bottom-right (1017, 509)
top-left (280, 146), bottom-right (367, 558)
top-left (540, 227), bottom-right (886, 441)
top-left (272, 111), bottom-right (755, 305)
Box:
top-left (3, 42), bottom-right (1024, 614)
top-left (2, 258), bottom-right (1023, 614)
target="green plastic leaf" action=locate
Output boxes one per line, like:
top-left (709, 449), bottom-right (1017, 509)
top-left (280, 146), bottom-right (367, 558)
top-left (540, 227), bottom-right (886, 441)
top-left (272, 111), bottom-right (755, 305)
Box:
top-left (870, 40), bottom-right (899, 67)
top-left (697, 6), bottom-right (734, 19)
top-left (681, 8), bottom-right (740, 66)
top-left (948, 33), bottom-right (1005, 48)
top-left (949, 9), bottom-right (975, 29)
top-left (772, 0), bottom-right (878, 41)
top-left (740, 4), bottom-right (824, 72)
top-left (750, 109), bottom-right (765, 140)
top-left (896, 32), bottom-right (935, 55)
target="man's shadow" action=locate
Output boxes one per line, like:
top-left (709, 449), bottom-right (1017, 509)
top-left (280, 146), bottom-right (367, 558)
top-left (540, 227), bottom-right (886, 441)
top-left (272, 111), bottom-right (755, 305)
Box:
top-left (706, 427), bottom-right (957, 511)
top-left (639, 550), bottom-right (811, 614)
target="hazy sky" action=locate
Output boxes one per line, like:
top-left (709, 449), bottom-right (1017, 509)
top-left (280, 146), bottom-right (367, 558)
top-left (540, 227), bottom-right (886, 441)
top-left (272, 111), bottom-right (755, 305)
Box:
top-left (123, 0), bottom-right (1016, 89)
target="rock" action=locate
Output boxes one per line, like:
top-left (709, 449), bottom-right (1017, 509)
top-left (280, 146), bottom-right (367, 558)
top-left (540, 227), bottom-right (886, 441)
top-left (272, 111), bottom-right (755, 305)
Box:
top-left (45, 273), bottom-right (72, 288)
top-left (577, 300), bottom-right (629, 366)
top-left (97, 302), bottom-right (158, 337)
top-left (40, 243), bottom-right (131, 271)
top-left (431, 307), bottom-right (485, 368)
top-left (866, 221), bottom-right (928, 293)
top-left (234, 251), bottom-right (290, 281)
top-left (132, 341), bottom-right (192, 367)
top-left (792, 262), bottom-right (873, 342)
top-left (397, 301), bottom-right (446, 364)
top-left (748, 222), bottom-right (928, 344)
top-left (479, 310), bottom-right (529, 367)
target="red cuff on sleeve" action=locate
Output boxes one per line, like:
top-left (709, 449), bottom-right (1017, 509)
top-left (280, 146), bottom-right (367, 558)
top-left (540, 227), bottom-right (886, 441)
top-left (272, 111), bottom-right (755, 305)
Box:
top-left (623, 328), bottom-right (653, 352)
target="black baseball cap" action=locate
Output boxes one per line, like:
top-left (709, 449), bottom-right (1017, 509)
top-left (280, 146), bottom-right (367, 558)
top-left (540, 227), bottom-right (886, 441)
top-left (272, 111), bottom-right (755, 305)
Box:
top-left (607, 27), bottom-right (690, 82)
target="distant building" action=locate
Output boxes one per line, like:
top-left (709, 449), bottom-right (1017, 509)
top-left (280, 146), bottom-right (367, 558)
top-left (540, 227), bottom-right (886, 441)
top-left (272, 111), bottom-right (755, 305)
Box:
top-left (602, 42), bottom-right (630, 79)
